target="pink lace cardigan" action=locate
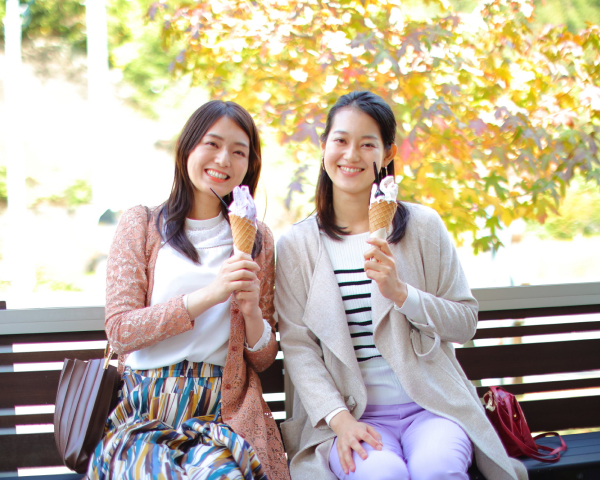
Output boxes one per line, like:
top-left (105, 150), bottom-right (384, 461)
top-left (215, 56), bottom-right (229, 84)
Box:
top-left (104, 205), bottom-right (290, 480)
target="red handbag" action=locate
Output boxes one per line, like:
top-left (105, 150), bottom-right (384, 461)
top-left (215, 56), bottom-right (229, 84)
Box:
top-left (484, 386), bottom-right (567, 462)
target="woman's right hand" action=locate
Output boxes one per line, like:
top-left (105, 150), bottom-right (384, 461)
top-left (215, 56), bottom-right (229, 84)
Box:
top-left (186, 252), bottom-right (260, 319)
top-left (329, 410), bottom-right (383, 474)
top-left (208, 252), bottom-right (260, 304)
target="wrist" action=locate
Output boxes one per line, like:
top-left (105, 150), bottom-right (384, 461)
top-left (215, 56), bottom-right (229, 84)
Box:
top-left (200, 283), bottom-right (221, 306)
top-left (329, 409), bottom-right (354, 434)
top-left (187, 286), bottom-right (218, 319)
top-left (243, 306), bottom-right (263, 324)
top-left (393, 281), bottom-right (408, 307)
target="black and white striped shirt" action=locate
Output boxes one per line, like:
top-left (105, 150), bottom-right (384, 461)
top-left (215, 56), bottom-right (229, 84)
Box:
top-left (323, 231), bottom-right (413, 405)
top-left (335, 266), bottom-right (380, 363)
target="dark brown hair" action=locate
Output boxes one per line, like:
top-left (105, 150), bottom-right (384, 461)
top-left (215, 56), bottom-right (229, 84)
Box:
top-left (316, 91), bottom-right (409, 243)
top-left (158, 100), bottom-right (262, 263)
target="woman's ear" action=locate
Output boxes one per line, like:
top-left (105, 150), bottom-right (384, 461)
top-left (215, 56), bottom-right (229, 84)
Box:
top-left (384, 144), bottom-right (398, 168)
top-left (320, 141), bottom-right (326, 157)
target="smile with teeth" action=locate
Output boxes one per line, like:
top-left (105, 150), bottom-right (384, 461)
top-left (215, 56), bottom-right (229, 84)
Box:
top-left (206, 169), bottom-right (229, 180)
top-left (339, 165), bottom-right (363, 173)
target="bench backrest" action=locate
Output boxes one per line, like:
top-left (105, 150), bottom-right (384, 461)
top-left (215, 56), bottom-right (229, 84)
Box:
top-left (0, 330), bottom-right (107, 473)
top-left (457, 283), bottom-right (600, 434)
top-left (1, 282), bottom-right (599, 475)
top-left (0, 306), bottom-right (286, 476)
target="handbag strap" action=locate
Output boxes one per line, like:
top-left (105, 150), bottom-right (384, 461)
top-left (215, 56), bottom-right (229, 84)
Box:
top-left (102, 344), bottom-right (115, 370)
top-left (490, 388), bottom-right (566, 462)
top-left (533, 432), bottom-right (567, 456)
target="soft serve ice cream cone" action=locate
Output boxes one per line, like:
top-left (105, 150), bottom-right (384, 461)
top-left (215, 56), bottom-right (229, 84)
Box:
top-left (229, 186), bottom-right (258, 255)
top-left (369, 175), bottom-right (398, 239)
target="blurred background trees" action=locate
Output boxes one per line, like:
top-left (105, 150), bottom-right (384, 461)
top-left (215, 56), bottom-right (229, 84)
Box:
top-left (1, 0), bottom-right (600, 301)
top-left (149, 0), bottom-right (600, 252)
top-left (0, 0), bottom-right (177, 117)
top-left (2, 1), bottom-right (599, 252)
top-left (1, 0), bottom-right (599, 252)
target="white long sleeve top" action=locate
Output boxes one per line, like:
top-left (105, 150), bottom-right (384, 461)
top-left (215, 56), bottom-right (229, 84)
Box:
top-left (125, 213), bottom-right (270, 370)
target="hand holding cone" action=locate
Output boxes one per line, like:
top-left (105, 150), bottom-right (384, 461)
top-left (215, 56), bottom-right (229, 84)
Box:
top-left (369, 162), bottom-right (398, 239)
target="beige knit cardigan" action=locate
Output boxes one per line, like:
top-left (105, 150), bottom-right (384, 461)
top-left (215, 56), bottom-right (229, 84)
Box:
top-left (275, 202), bottom-right (527, 480)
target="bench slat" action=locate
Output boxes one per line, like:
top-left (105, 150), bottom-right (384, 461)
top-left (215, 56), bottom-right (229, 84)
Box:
top-left (475, 377), bottom-right (600, 397)
top-left (457, 339), bottom-right (600, 380)
top-left (0, 475), bottom-right (83, 480)
top-left (0, 432), bottom-right (63, 470)
top-left (264, 401), bottom-right (285, 413)
top-left (520, 396), bottom-right (600, 432)
top-left (0, 414), bottom-right (54, 429)
top-left (0, 349), bottom-right (105, 365)
top-left (1, 371), bottom-right (287, 410)
top-left (257, 359), bottom-right (284, 394)
top-left (0, 371), bottom-right (61, 409)
top-left (473, 321), bottom-right (600, 340)
top-left (478, 304), bottom-right (600, 321)
top-left (0, 331), bottom-right (107, 345)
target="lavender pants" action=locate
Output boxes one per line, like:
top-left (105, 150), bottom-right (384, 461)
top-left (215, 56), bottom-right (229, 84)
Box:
top-left (329, 403), bottom-right (473, 480)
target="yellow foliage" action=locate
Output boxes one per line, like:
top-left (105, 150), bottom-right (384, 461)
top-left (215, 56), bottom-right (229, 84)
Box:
top-left (152, 0), bottom-right (600, 252)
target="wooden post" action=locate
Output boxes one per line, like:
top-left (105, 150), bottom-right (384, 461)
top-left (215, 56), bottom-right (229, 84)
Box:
top-left (85, 0), bottom-right (110, 213)
top-left (3, 0), bottom-right (36, 295)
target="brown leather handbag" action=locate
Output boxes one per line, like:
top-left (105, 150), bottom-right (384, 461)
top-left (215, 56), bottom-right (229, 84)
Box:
top-left (484, 386), bottom-right (567, 462)
top-left (54, 344), bottom-right (122, 473)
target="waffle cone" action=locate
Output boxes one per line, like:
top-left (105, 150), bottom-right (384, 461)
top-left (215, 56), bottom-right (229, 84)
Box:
top-left (369, 200), bottom-right (397, 234)
top-left (230, 214), bottom-right (257, 254)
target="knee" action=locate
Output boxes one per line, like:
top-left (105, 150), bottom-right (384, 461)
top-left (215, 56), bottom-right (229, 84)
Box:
top-left (408, 459), bottom-right (469, 480)
top-left (352, 450), bottom-right (408, 480)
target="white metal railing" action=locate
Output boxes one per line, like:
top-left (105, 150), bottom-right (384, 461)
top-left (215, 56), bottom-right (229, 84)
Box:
top-left (473, 282), bottom-right (600, 312)
top-left (0, 306), bottom-right (104, 335)
top-left (1, 283), bottom-right (599, 336)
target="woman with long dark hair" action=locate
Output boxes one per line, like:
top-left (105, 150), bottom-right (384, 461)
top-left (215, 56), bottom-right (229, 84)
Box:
top-left (275, 91), bottom-right (527, 480)
top-left (88, 100), bottom-right (289, 480)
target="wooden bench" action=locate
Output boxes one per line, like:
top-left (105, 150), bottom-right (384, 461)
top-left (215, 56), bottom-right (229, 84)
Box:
top-left (462, 283), bottom-right (600, 479)
top-left (0, 307), bottom-right (285, 479)
top-left (1, 282), bottom-right (599, 479)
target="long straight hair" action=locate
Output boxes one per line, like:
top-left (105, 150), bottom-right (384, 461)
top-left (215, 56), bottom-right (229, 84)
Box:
top-left (158, 100), bottom-right (262, 263)
top-left (316, 91), bottom-right (409, 244)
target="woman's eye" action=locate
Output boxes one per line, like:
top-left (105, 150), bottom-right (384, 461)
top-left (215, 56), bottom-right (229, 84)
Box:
top-left (363, 143), bottom-right (375, 148)
top-left (235, 151), bottom-right (247, 157)
top-left (334, 138), bottom-right (345, 144)
top-left (206, 141), bottom-right (218, 147)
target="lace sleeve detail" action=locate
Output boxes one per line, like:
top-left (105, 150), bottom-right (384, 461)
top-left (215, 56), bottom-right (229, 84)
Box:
top-left (244, 222), bottom-right (278, 372)
top-left (105, 206), bottom-right (194, 355)
top-left (258, 224), bottom-right (275, 327)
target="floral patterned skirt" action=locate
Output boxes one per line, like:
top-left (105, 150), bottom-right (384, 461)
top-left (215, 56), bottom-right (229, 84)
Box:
top-left (86, 360), bottom-right (267, 480)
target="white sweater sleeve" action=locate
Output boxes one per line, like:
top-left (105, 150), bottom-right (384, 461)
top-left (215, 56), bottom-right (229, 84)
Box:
top-left (393, 284), bottom-right (426, 325)
top-left (245, 319), bottom-right (272, 352)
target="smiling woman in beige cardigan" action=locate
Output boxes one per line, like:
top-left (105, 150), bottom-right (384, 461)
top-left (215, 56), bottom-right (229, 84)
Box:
top-left (275, 92), bottom-right (527, 480)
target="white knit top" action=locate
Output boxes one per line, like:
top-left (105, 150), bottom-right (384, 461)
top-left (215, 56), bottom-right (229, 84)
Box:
top-left (322, 231), bottom-right (420, 412)
top-left (125, 213), bottom-right (270, 370)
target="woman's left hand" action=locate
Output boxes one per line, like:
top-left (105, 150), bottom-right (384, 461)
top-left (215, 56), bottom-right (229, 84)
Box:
top-left (231, 252), bottom-right (262, 319)
top-left (364, 237), bottom-right (408, 307)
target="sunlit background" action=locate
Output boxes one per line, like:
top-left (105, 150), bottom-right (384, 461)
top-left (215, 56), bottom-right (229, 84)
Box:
top-left (1, 0), bottom-right (599, 309)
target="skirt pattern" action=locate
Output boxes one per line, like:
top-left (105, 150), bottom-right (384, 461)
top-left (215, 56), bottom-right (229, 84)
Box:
top-left (86, 360), bottom-right (267, 480)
